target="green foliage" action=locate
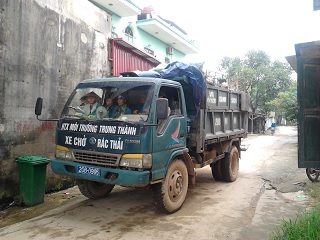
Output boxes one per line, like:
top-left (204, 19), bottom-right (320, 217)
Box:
top-left (271, 206), bottom-right (320, 239)
top-left (267, 83), bottom-right (298, 122)
top-left (218, 50), bottom-right (294, 114)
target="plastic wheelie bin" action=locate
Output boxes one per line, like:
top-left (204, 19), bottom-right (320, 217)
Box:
top-left (15, 156), bottom-right (49, 206)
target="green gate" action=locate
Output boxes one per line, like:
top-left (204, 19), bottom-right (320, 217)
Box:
top-left (296, 41), bottom-right (320, 168)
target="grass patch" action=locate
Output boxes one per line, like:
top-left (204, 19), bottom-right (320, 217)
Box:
top-left (271, 183), bottom-right (320, 239)
top-left (271, 206), bottom-right (320, 239)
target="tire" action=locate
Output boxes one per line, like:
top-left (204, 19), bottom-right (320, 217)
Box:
top-left (77, 179), bottom-right (114, 199)
top-left (14, 195), bottom-right (24, 206)
top-left (306, 168), bottom-right (320, 182)
top-left (152, 159), bottom-right (188, 213)
top-left (221, 146), bottom-right (239, 182)
top-left (271, 128), bottom-right (275, 136)
top-left (211, 160), bottom-right (224, 181)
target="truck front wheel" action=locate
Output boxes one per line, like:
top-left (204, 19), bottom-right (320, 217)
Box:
top-left (77, 179), bottom-right (114, 199)
top-left (221, 146), bottom-right (239, 182)
top-left (152, 159), bottom-right (188, 213)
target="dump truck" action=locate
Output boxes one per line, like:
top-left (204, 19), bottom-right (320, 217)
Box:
top-left (35, 62), bottom-right (250, 213)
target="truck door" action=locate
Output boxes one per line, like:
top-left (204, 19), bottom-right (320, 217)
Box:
top-left (296, 42), bottom-right (320, 168)
top-left (153, 86), bottom-right (187, 163)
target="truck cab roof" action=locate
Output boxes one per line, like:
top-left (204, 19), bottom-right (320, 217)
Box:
top-left (80, 77), bottom-right (183, 87)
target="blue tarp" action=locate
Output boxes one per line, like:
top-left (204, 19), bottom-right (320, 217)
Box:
top-left (160, 62), bottom-right (206, 109)
top-left (135, 61), bottom-right (206, 113)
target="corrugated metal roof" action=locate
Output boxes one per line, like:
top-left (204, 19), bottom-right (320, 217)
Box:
top-left (112, 38), bottom-right (161, 76)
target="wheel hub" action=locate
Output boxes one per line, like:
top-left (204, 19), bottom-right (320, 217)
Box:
top-left (168, 170), bottom-right (183, 201)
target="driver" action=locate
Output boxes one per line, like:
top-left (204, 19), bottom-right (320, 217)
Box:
top-left (113, 95), bottom-right (132, 118)
top-left (80, 91), bottom-right (103, 118)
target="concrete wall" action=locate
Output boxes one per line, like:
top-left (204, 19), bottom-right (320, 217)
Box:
top-left (0, 0), bottom-right (112, 204)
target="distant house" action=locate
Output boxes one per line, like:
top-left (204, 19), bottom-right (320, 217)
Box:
top-left (89, 0), bottom-right (200, 76)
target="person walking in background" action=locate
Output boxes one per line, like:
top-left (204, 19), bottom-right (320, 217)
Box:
top-left (271, 122), bottom-right (276, 135)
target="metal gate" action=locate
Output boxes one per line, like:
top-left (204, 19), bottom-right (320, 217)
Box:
top-left (296, 41), bottom-right (320, 168)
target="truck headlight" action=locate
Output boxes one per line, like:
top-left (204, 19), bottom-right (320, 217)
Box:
top-left (55, 145), bottom-right (73, 160)
top-left (120, 154), bottom-right (152, 169)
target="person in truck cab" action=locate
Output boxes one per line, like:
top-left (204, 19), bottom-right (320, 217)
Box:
top-left (133, 95), bottom-right (149, 114)
top-left (104, 98), bottom-right (116, 118)
top-left (113, 95), bottom-right (132, 118)
top-left (80, 91), bottom-right (103, 118)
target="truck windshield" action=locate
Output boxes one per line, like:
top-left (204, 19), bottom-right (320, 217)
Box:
top-left (61, 81), bottom-right (155, 123)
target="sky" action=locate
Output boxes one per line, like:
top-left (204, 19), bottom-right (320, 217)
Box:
top-left (134, 0), bottom-right (320, 69)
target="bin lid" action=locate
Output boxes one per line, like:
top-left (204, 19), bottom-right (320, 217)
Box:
top-left (16, 156), bottom-right (49, 165)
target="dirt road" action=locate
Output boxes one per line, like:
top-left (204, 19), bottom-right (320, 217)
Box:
top-left (0, 126), bottom-right (311, 240)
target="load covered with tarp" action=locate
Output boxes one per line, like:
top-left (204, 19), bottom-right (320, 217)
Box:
top-left (159, 62), bottom-right (206, 110)
top-left (121, 61), bottom-right (206, 113)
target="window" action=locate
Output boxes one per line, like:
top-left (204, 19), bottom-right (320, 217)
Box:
top-left (111, 26), bottom-right (118, 38)
top-left (157, 86), bottom-right (183, 134)
top-left (124, 26), bottom-right (133, 43)
top-left (144, 46), bottom-right (154, 56)
top-left (158, 86), bottom-right (182, 116)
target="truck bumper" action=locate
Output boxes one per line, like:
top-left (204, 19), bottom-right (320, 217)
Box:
top-left (50, 159), bottom-right (150, 187)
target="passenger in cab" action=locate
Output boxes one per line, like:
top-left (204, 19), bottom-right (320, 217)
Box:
top-left (104, 98), bottom-right (116, 118)
top-left (133, 95), bottom-right (149, 114)
top-left (113, 95), bottom-right (132, 118)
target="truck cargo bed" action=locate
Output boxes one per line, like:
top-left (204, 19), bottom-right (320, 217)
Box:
top-left (187, 84), bottom-right (249, 151)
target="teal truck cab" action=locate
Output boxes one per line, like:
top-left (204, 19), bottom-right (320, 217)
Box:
top-left (35, 62), bottom-right (250, 213)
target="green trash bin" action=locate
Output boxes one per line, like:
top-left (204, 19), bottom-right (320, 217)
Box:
top-left (15, 156), bottom-right (49, 206)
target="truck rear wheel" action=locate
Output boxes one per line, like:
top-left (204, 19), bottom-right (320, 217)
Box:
top-left (211, 160), bottom-right (224, 181)
top-left (77, 179), bottom-right (114, 199)
top-left (221, 146), bottom-right (239, 182)
top-left (152, 159), bottom-right (188, 213)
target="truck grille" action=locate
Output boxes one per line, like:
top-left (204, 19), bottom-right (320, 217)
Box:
top-left (72, 150), bottom-right (120, 167)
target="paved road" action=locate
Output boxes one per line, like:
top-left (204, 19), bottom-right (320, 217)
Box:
top-left (0, 126), bottom-right (311, 240)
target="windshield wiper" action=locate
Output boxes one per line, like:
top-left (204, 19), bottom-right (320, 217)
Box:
top-left (68, 106), bottom-right (85, 114)
top-left (63, 114), bottom-right (89, 121)
top-left (101, 118), bottom-right (126, 122)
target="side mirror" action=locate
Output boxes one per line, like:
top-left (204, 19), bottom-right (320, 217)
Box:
top-left (35, 97), bottom-right (43, 116)
top-left (34, 97), bottom-right (58, 122)
top-left (156, 98), bottom-right (168, 120)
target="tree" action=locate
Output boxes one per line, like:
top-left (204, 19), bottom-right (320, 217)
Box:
top-left (267, 83), bottom-right (298, 122)
top-left (217, 50), bottom-right (293, 114)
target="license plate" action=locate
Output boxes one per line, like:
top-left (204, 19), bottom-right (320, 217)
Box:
top-left (77, 165), bottom-right (101, 176)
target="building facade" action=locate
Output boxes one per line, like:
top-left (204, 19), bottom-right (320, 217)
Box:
top-left (90, 0), bottom-right (200, 76)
